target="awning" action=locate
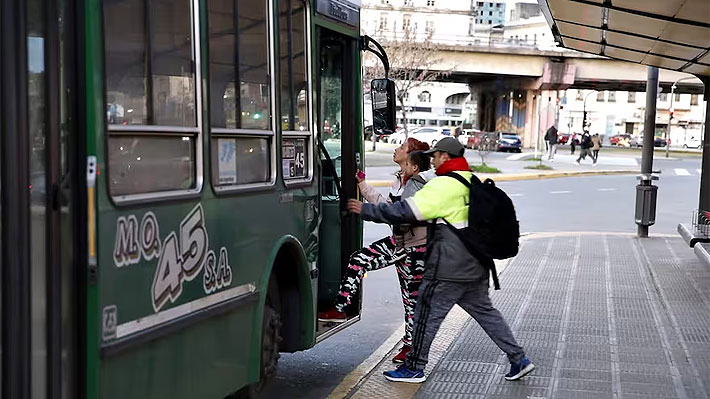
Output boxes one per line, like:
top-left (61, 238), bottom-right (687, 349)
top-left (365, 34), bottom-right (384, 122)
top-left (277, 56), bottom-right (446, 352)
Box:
top-left (537, 0), bottom-right (710, 77)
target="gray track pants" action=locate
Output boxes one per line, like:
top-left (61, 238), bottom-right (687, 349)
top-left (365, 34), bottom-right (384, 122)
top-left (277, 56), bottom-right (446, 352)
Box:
top-left (405, 279), bottom-right (525, 370)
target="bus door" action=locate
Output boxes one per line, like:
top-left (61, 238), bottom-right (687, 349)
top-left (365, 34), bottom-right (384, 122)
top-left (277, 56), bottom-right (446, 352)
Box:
top-left (316, 28), bottom-right (363, 337)
top-left (2, 0), bottom-right (79, 396)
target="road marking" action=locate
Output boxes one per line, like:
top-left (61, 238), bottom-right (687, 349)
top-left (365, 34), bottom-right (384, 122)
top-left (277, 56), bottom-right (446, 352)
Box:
top-left (697, 169), bottom-right (702, 175)
top-left (675, 168), bottom-right (691, 176)
top-left (550, 190), bottom-right (571, 194)
top-left (506, 153), bottom-right (529, 160)
top-left (597, 188), bottom-right (617, 192)
top-left (509, 193), bottom-right (525, 197)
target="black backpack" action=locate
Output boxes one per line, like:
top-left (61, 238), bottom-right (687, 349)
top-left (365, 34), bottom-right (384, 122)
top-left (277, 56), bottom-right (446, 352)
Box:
top-left (444, 172), bottom-right (520, 289)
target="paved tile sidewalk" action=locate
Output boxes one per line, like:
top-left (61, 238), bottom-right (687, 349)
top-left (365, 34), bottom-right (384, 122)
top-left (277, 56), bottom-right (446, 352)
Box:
top-left (346, 233), bottom-right (710, 399)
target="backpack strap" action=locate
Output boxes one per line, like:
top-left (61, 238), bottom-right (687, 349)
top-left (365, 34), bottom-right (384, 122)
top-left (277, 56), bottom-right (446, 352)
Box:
top-left (444, 171), bottom-right (477, 188)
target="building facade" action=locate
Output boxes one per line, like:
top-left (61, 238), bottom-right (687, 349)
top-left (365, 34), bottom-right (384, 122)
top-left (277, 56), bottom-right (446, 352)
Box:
top-left (472, 1), bottom-right (506, 26)
top-left (361, 0), bottom-right (478, 128)
top-left (560, 89), bottom-right (706, 147)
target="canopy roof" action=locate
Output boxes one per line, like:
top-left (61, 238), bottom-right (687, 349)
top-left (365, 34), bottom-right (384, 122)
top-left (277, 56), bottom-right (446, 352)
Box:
top-left (537, 0), bottom-right (710, 77)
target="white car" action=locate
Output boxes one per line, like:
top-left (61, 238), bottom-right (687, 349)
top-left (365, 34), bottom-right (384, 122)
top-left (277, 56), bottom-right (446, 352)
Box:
top-left (682, 136), bottom-right (702, 149)
top-left (408, 126), bottom-right (449, 146)
top-left (386, 130), bottom-right (407, 144)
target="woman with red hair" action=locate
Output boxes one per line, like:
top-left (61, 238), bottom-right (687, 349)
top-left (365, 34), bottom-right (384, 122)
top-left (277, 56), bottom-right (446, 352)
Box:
top-left (318, 137), bottom-right (432, 363)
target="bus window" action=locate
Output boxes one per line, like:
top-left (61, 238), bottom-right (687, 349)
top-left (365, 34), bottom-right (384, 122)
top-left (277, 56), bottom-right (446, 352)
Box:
top-left (207, 0), bottom-right (273, 189)
top-left (211, 137), bottom-right (270, 185)
top-left (208, 0), bottom-right (270, 130)
top-left (108, 136), bottom-right (195, 195)
top-left (103, 0), bottom-right (200, 199)
top-left (280, 0), bottom-right (311, 183)
top-left (280, 0), bottom-right (309, 132)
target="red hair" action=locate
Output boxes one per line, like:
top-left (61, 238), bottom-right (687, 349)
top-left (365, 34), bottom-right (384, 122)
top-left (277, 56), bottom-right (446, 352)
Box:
top-left (405, 138), bottom-right (429, 153)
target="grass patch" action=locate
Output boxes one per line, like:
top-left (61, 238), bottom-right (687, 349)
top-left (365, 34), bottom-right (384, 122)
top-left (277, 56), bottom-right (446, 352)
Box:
top-left (524, 164), bottom-right (554, 170)
top-left (525, 157), bottom-right (542, 161)
top-left (471, 164), bottom-right (501, 173)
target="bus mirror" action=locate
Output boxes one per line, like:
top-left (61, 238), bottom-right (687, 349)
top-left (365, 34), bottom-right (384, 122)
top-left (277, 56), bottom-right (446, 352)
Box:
top-left (371, 79), bottom-right (396, 135)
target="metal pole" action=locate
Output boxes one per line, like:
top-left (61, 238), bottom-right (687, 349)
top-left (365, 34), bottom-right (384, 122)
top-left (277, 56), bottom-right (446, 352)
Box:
top-left (637, 66), bottom-right (659, 237)
top-left (699, 79), bottom-right (710, 214)
top-left (534, 91), bottom-right (541, 158)
top-left (666, 85), bottom-right (674, 158)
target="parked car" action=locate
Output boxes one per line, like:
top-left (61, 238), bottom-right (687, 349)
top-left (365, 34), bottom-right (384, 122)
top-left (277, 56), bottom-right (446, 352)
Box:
top-left (497, 133), bottom-right (522, 152)
top-left (654, 137), bottom-right (668, 147)
top-left (408, 126), bottom-right (449, 146)
top-left (363, 125), bottom-right (374, 141)
top-left (558, 134), bottom-right (570, 145)
top-left (682, 136), bottom-right (702, 149)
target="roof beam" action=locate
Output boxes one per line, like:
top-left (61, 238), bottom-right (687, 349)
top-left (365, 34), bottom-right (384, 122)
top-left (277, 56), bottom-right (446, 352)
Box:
top-left (567, 0), bottom-right (710, 29)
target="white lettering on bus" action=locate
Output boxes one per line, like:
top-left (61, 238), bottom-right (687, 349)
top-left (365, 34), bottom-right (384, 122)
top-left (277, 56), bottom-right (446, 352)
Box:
top-left (203, 247), bottom-right (233, 294)
top-left (140, 212), bottom-right (161, 261)
top-left (113, 204), bottom-right (233, 313)
top-left (113, 215), bottom-right (141, 267)
top-left (151, 203), bottom-right (214, 312)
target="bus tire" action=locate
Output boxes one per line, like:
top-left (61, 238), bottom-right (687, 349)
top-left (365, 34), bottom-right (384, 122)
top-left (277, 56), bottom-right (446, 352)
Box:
top-left (256, 277), bottom-right (282, 391)
top-left (229, 278), bottom-right (282, 399)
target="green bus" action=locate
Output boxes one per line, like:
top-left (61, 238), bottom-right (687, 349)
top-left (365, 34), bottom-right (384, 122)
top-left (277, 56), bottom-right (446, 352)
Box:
top-left (1, 0), bottom-right (392, 397)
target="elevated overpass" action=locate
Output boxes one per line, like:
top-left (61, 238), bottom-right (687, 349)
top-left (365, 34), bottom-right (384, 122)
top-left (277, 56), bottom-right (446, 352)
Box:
top-left (432, 44), bottom-right (703, 92)
top-left (397, 43), bottom-right (704, 146)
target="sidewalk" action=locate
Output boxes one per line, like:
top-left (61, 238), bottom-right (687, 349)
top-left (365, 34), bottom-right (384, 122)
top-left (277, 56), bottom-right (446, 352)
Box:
top-left (342, 233), bottom-right (710, 399)
top-left (363, 143), bottom-right (640, 185)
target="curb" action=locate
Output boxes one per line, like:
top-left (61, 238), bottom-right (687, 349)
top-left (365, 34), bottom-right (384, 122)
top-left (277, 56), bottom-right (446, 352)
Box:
top-left (364, 169), bottom-right (637, 187)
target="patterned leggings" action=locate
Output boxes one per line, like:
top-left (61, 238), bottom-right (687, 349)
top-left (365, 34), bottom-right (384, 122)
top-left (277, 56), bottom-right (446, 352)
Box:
top-left (335, 235), bottom-right (426, 346)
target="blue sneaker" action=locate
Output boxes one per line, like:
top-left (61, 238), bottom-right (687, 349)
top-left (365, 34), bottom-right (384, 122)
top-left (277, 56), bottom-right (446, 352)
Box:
top-left (383, 364), bottom-right (426, 383)
top-left (505, 357), bottom-right (535, 381)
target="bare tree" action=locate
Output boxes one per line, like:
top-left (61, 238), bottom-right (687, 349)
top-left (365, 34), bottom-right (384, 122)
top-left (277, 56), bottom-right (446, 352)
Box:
top-left (364, 25), bottom-right (450, 136)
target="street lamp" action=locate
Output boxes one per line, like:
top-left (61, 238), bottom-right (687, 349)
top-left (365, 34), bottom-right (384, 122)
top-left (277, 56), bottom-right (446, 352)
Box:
top-left (582, 90), bottom-right (596, 133)
top-left (666, 76), bottom-right (697, 157)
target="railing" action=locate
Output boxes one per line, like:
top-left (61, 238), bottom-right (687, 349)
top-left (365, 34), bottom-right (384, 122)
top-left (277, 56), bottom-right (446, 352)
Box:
top-left (692, 209), bottom-right (710, 238)
top-left (367, 31), bottom-right (560, 50)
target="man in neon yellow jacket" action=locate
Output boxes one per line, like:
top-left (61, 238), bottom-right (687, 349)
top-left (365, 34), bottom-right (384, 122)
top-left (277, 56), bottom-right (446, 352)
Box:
top-left (347, 137), bottom-right (534, 384)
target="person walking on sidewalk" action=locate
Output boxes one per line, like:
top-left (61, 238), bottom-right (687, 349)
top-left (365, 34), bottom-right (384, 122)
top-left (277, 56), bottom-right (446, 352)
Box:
top-left (575, 132), bottom-right (593, 165)
top-left (347, 137), bottom-right (534, 384)
top-left (591, 133), bottom-right (602, 164)
top-left (544, 125), bottom-right (558, 161)
top-left (570, 133), bottom-right (578, 155)
top-left (318, 138), bottom-right (432, 363)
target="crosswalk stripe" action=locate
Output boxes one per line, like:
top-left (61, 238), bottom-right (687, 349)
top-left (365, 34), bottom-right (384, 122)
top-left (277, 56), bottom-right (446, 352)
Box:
top-left (550, 191), bottom-right (571, 194)
top-left (675, 168), bottom-right (691, 176)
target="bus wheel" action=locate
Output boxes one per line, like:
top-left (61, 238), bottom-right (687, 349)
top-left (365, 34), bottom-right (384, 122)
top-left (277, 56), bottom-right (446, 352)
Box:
top-left (255, 278), bottom-right (282, 392)
top-left (229, 279), bottom-right (281, 399)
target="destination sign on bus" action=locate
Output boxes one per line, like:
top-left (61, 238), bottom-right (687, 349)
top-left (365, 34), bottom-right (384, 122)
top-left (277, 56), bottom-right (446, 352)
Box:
top-left (315, 0), bottom-right (360, 27)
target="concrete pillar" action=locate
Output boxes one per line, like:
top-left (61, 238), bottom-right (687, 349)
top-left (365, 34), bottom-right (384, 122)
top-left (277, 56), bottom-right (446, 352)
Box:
top-left (523, 90), bottom-right (537, 148)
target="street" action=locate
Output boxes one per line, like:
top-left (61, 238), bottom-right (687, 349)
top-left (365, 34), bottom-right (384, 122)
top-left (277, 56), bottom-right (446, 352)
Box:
top-left (261, 148), bottom-right (702, 399)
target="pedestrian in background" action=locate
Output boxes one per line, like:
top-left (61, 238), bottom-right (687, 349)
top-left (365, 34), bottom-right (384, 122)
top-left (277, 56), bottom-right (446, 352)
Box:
top-left (347, 137), bottom-right (534, 384)
top-left (544, 125), bottom-right (558, 161)
top-left (575, 132), bottom-right (593, 165)
top-left (591, 134), bottom-right (602, 165)
top-left (570, 133), bottom-right (578, 155)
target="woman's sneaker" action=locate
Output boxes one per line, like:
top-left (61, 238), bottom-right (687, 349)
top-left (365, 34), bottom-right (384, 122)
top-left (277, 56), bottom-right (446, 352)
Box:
top-left (317, 308), bottom-right (346, 322)
top-left (392, 345), bottom-right (411, 363)
top-left (505, 357), bottom-right (535, 381)
top-left (383, 364), bottom-right (426, 383)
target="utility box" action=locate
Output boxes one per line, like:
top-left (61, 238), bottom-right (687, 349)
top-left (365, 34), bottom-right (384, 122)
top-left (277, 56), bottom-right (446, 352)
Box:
top-left (635, 184), bottom-right (658, 226)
